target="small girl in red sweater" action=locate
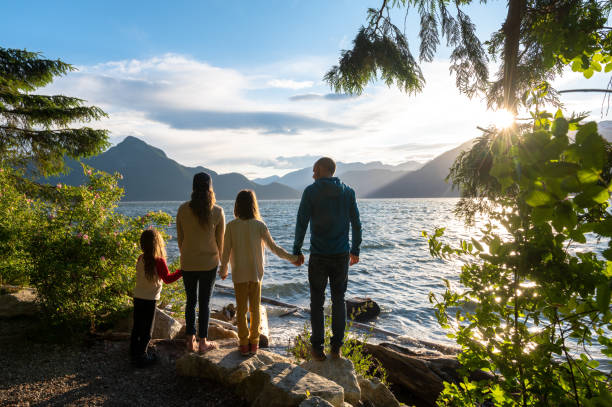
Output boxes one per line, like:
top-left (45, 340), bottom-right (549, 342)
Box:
top-left (131, 228), bottom-right (182, 367)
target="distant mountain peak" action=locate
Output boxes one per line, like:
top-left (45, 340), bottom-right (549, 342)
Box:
top-left (113, 136), bottom-right (168, 159)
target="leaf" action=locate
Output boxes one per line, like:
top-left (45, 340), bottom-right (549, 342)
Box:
top-left (576, 122), bottom-right (598, 145)
top-left (584, 68), bottom-right (594, 78)
top-left (525, 189), bottom-right (554, 207)
top-left (596, 282), bottom-right (611, 313)
top-left (577, 169), bottom-right (600, 184)
top-left (552, 117), bottom-right (569, 137)
top-left (561, 176), bottom-right (581, 193)
top-left (532, 207), bottom-right (553, 224)
top-left (591, 61), bottom-right (602, 72)
top-left (606, 63), bottom-right (612, 73)
top-left (584, 185), bottom-right (609, 204)
top-left (605, 262), bottom-right (612, 278)
top-left (553, 202), bottom-right (577, 230)
top-left (470, 238), bottom-right (483, 252)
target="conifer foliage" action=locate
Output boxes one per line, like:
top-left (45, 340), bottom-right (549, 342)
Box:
top-left (327, 0), bottom-right (612, 112)
top-left (0, 47), bottom-right (108, 177)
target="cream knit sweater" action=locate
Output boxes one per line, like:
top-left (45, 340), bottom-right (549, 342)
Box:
top-left (220, 218), bottom-right (297, 283)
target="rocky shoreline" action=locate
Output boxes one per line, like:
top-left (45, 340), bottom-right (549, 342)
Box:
top-left (0, 317), bottom-right (248, 406)
top-left (1, 287), bottom-right (475, 407)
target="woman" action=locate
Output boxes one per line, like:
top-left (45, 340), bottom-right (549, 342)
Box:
top-left (176, 172), bottom-right (225, 353)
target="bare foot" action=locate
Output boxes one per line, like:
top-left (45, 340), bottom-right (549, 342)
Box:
top-left (186, 335), bottom-right (197, 352)
top-left (198, 338), bottom-right (218, 354)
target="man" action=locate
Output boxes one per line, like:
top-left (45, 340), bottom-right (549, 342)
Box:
top-left (292, 157), bottom-right (362, 361)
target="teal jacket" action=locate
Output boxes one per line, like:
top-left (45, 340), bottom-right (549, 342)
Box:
top-left (292, 177), bottom-right (362, 256)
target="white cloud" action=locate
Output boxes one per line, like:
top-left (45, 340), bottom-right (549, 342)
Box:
top-left (267, 79), bottom-right (314, 89)
top-left (41, 54), bottom-right (609, 178)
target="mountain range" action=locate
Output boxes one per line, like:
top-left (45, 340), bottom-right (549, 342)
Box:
top-left (45, 136), bottom-right (300, 201)
top-left (45, 135), bottom-right (476, 200)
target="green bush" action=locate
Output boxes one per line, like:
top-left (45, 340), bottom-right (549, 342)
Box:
top-left (0, 168), bottom-right (42, 286)
top-left (426, 111), bottom-right (612, 406)
top-left (1, 164), bottom-right (173, 330)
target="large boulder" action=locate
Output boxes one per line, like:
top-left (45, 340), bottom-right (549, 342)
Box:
top-left (152, 308), bottom-right (182, 339)
top-left (300, 358), bottom-right (360, 406)
top-left (176, 347), bottom-right (292, 385)
top-left (0, 288), bottom-right (38, 318)
top-left (357, 375), bottom-right (400, 407)
top-left (240, 362), bottom-right (345, 407)
top-left (176, 348), bottom-right (345, 407)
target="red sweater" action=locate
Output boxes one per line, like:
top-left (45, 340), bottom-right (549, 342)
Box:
top-left (155, 258), bottom-right (182, 283)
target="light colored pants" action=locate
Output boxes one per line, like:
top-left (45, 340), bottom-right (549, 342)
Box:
top-left (234, 281), bottom-right (262, 346)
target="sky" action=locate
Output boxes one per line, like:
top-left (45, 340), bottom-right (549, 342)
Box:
top-left (2, 0), bottom-right (610, 178)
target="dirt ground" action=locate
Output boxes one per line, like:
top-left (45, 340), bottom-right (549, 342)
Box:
top-left (0, 317), bottom-right (248, 407)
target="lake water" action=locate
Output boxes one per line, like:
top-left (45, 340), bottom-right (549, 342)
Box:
top-left (117, 199), bottom-right (609, 360)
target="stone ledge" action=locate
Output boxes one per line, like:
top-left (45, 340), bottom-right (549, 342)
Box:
top-left (176, 348), bottom-right (345, 407)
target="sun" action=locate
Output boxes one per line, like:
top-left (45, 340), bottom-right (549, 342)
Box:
top-left (490, 109), bottom-right (516, 129)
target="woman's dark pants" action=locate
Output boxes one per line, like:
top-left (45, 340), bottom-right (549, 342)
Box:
top-left (183, 268), bottom-right (217, 338)
top-left (130, 297), bottom-right (156, 358)
top-left (308, 253), bottom-right (349, 352)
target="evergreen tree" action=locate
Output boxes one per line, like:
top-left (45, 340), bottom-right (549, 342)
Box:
top-left (0, 47), bottom-right (108, 177)
top-left (328, 2), bottom-right (612, 405)
top-left (326, 0), bottom-right (612, 113)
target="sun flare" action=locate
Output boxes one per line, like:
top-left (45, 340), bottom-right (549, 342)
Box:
top-left (490, 109), bottom-right (516, 129)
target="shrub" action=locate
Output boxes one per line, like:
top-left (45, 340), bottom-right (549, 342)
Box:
top-left (426, 112), bottom-right (612, 405)
top-left (21, 165), bottom-right (173, 330)
top-left (0, 167), bottom-right (42, 286)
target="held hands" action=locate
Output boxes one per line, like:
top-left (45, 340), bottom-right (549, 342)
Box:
top-left (291, 254), bottom-right (305, 267)
top-left (218, 265), bottom-right (229, 280)
top-left (349, 253), bottom-right (359, 266)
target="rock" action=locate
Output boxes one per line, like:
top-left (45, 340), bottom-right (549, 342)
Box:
top-left (346, 297), bottom-right (380, 322)
top-left (0, 288), bottom-right (38, 318)
top-left (176, 347), bottom-right (345, 407)
top-left (364, 342), bottom-right (493, 406)
top-left (176, 347), bottom-right (293, 385)
top-left (114, 307), bottom-right (182, 340)
top-left (208, 321), bottom-right (239, 340)
top-left (300, 358), bottom-right (361, 406)
top-left (357, 375), bottom-right (400, 407)
top-left (241, 362), bottom-right (345, 407)
top-left (211, 303), bottom-right (236, 322)
top-left (299, 396), bottom-right (335, 407)
top-left (152, 308), bottom-right (182, 339)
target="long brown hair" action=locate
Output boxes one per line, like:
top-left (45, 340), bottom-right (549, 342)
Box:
top-left (189, 172), bottom-right (216, 227)
top-left (140, 229), bottom-right (167, 281)
top-left (234, 189), bottom-right (261, 220)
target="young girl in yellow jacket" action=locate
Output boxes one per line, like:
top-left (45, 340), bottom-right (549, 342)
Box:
top-left (219, 190), bottom-right (298, 355)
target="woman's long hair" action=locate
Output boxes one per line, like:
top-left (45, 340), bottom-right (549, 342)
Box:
top-left (140, 228), bottom-right (167, 281)
top-left (189, 172), bottom-right (216, 227)
top-left (234, 189), bottom-right (261, 220)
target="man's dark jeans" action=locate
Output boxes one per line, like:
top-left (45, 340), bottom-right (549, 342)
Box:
top-left (183, 268), bottom-right (217, 338)
top-left (308, 253), bottom-right (349, 352)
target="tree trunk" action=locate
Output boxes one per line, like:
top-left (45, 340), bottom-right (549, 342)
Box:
top-left (502, 0), bottom-right (527, 112)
